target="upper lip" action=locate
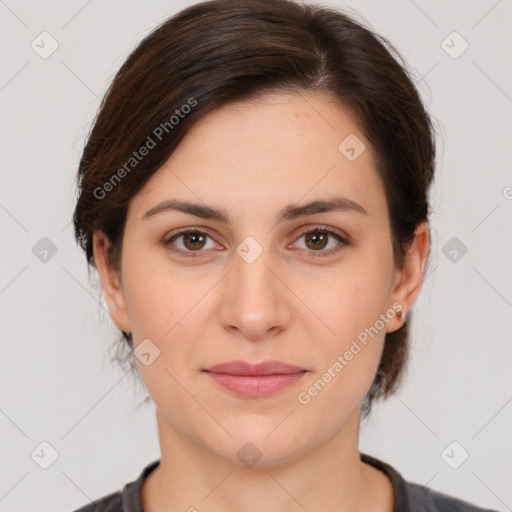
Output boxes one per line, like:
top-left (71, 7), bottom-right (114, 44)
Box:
top-left (204, 360), bottom-right (306, 376)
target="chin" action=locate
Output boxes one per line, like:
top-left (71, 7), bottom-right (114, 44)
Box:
top-left (201, 420), bottom-right (311, 468)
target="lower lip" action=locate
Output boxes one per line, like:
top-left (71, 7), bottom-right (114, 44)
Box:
top-left (204, 371), bottom-right (307, 398)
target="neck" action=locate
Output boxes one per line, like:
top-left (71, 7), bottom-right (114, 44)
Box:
top-left (141, 407), bottom-right (394, 512)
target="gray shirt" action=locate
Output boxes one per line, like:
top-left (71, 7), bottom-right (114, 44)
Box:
top-left (72, 452), bottom-right (500, 511)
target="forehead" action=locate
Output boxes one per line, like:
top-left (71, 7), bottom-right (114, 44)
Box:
top-left (128, 90), bottom-right (387, 222)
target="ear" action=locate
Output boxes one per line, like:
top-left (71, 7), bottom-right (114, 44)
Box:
top-left (386, 222), bottom-right (430, 333)
top-left (92, 230), bottom-right (132, 334)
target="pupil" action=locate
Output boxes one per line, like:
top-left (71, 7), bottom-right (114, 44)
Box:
top-left (307, 231), bottom-right (327, 250)
top-left (185, 232), bottom-right (204, 249)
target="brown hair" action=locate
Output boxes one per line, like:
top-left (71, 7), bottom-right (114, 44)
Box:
top-left (73, 0), bottom-right (436, 418)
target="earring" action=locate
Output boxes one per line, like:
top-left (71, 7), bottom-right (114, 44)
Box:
top-left (397, 309), bottom-right (406, 321)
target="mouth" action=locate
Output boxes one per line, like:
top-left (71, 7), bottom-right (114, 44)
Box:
top-left (205, 360), bottom-right (306, 376)
top-left (202, 360), bottom-right (307, 398)
top-left (203, 361), bottom-right (307, 398)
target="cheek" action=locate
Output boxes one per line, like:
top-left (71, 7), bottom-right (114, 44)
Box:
top-left (120, 251), bottom-right (205, 421)
top-left (295, 273), bottom-right (389, 420)
top-left (120, 246), bottom-right (213, 378)
top-left (311, 262), bottom-right (392, 345)
top-left (122, 274), bottom-right (172, 339)
top-left (121, 244), bottom-right (192, 339)
top-left (298, 247), bottom-right (393, 402)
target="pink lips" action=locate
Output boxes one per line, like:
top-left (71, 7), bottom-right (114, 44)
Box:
top-left (203, 360), bottom-right (307, 398)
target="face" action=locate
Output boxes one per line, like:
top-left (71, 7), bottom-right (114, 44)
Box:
top-left (94, 91), bottom-right (426, 467)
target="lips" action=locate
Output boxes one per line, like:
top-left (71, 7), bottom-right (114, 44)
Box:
top-left (203, 360), bottom-right (307, 398)
top-left (205, 360), bottom-right (306, 376)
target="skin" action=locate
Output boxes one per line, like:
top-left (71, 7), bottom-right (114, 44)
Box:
top-left (93, 90), bottom-right (429, 512)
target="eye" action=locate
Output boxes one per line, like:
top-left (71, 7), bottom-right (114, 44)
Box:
top-left (164, 225), bottom-right (350, 259)
top-left (292, 226), bottom-right (350, 258)
top-left (164, 228), bottom-right (218, 257)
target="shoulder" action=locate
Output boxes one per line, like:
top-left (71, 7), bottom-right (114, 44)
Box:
top-left (360, 452), bottom-right (499, 512)
top-left (71, 491), bottom-right (123, 512)
top-left (70, 459), bottom-right (160, 512)
top-left (403, 481), bottom-right (500, 512)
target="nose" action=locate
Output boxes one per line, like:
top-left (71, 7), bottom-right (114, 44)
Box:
top-left (218, 246), bottom-right (291, 342)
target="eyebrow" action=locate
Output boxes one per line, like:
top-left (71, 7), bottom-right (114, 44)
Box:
top-left (143, 196), bottom-right (368, 223)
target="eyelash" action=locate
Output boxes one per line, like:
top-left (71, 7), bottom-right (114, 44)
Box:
top-left (163, 225), bottom-right (350, 259)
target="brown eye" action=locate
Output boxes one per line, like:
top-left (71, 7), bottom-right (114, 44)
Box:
top-left (164, 226), bottom-right (349, 260)
top-left (294, 227), bottom-right (350, 258)
top-left (164, 228), bottom-right (216, 256)
top-left (304, 231), bottom-right (329, 250)
top-left (181, 231), bottom-right (207, 250)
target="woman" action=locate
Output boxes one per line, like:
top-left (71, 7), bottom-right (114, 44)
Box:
top-left (72, 0), bottom-right (499, 510)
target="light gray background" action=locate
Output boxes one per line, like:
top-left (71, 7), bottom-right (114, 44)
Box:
top-left (1, 1), bottom-right (511, 511)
